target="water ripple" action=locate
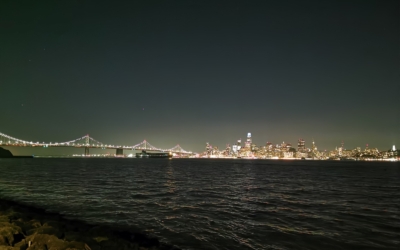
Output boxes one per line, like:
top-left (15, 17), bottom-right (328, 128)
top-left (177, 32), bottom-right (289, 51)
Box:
top-left (0, 158), bottom-right (399, 250)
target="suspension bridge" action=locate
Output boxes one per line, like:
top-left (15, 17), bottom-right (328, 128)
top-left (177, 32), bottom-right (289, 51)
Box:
top-left (0, 132), bottom-right (193, 156)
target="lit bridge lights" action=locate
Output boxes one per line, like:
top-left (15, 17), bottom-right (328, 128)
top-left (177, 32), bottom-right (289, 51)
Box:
top-left (0, 131), bottom-right (192, 154)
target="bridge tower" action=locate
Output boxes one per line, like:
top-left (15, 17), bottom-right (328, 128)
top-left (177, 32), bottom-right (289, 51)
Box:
top-left (84, 134), bottom-right (90, 156)
top-left (84, 147), bottom-right (89, 156)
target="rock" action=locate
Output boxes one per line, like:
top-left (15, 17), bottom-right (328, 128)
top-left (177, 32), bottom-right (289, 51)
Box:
top-left (0, 199), bottom-right (181, 250)
top-left (26, 226), bottom-right (63, 239)
top-left (14, 240), bottom-right (28, 250)
top-left (11, 222), bottom-right (28, 236)
top-left (28, 221), bottom-right (41, 230)
top-left (42, 221), bottom-right (64, 231)
top-left (0, 222), bottom-right (24, 246)
top-left (13, 220), bottom-right (41, 236)
top-left (0, 235), bottom-right (8, 246)
top-left (7, 212), bottom-right (25, 222)
top-left (0, 246), bottom-right (19, 250)
top-left (12, 219), bottom-right (38, 233)
top-left (25, 234), bottom-right (87, 250)
top-left (63, 241), bottom-right (87, 250)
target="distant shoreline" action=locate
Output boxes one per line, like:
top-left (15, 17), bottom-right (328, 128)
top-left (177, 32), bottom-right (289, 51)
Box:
top-left (0, 198), bottom-right (181, 250)
top-left (1, 156), bottom-right (398, 162)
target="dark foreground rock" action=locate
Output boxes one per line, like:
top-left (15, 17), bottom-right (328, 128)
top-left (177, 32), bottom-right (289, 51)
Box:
top-left (0, 148), bottom-right (13, 158)
top-left (0, 199), bottom-right (182, 250)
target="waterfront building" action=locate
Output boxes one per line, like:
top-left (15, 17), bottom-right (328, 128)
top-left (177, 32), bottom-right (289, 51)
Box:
top-left (205, 143), bottom-right (212, 156)
top-left (338, 145), bottom-right (343, 156)
top-left (281, 142), bottom-right (287, 151)
top-left (251, 144), bottom-right (258, 152)
top-left (389, 145), bottom-right (398, 158)
top-left (224, 144), bottom-right (231, 156)
top-left (298, 138), bottom-right (305, 152)
top-left (245, 133), bottom-right (252, 148)
top-left (213, 146), bottom-right (219, 156)
top-left (342, 150), bottom-right (353, 158)
top-left (199, 133), bottom-right (396, 161)
top-left (232, 144), bottom-right (238, 154)
top-left (312, 140), bottom-right (317, 152)
top-left (283, 151), bottom-right (294, 158)
top-left (296, 151), bottom-right (308, 159)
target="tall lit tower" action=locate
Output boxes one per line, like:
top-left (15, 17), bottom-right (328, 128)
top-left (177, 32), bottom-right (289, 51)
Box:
top-left (205, 142), bottom-right (212, 156)
top-left (245, 133), bottom-right (252, 148)
top-left (237, 139), bottom-right (242, 150)
top-left (298, 138), bottom-right (305, 152)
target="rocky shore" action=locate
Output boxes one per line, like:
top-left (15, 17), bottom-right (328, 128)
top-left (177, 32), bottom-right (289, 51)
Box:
top-left (0, 199), bottom-right (181, 250)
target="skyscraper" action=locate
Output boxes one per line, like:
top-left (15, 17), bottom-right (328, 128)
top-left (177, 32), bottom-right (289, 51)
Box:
top-left (298, 138), bottom-right (305, 152)
top-left (245, 133), bottom-right (252, 148)
top-left (232, 144), bottom-right (238, 154)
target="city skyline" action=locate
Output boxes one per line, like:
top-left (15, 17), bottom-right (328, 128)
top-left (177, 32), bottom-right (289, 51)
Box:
top-left (1, 129), bottom-right (397, 156)
top-left (1, 0), bottom-right (398, 153)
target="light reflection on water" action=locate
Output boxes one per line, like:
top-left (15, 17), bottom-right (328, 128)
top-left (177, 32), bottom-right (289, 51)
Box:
top-left (0, 158), bottom-right (399, 250)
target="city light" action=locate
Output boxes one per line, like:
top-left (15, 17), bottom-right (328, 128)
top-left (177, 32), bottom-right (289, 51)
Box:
top-left (0, 131), bottom-right (397, 161)
top-left (201, 132), bottom-right (398, 161)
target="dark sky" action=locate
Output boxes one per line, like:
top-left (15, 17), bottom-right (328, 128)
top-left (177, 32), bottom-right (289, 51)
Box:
top-left (1, 0), bottom-right (399, 154)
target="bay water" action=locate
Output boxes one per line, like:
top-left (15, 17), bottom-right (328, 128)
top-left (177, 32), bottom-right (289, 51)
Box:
top-left (0, 158), bottom-right (399, 249)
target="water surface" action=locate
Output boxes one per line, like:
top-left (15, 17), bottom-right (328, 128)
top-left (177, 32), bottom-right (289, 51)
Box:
top-left (0, 158), bottom-right (399, 249)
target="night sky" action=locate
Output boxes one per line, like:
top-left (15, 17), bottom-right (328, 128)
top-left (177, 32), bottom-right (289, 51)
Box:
top-left (1, 0), bottom-right (399, 155)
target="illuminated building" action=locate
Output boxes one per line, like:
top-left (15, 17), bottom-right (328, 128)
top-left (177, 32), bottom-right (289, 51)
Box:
top-left (237, 139), bottom-right (242, 150)
top-left (296, 139), bottom-right (308, 158)
top-left (245, 133), bottom-right (252, 148)
top-left (280, 142), bottom-right (288, 152)
top-left (390, 145), bottom-right (397, 158)
top-left (213, 146), bottom-right (219, 155)
top-left (283, 151), bottom-right (294, 158)
top-left (310, 140), bottom-right (319, 159)
top-left (225, 144), bottom-right (231, 156)
top-left (232, 144), bottom-right (238, 154)
top-left (205, 142), bottom-right (212, 155)
top-left (298, 138), bottom-right (305, 152)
